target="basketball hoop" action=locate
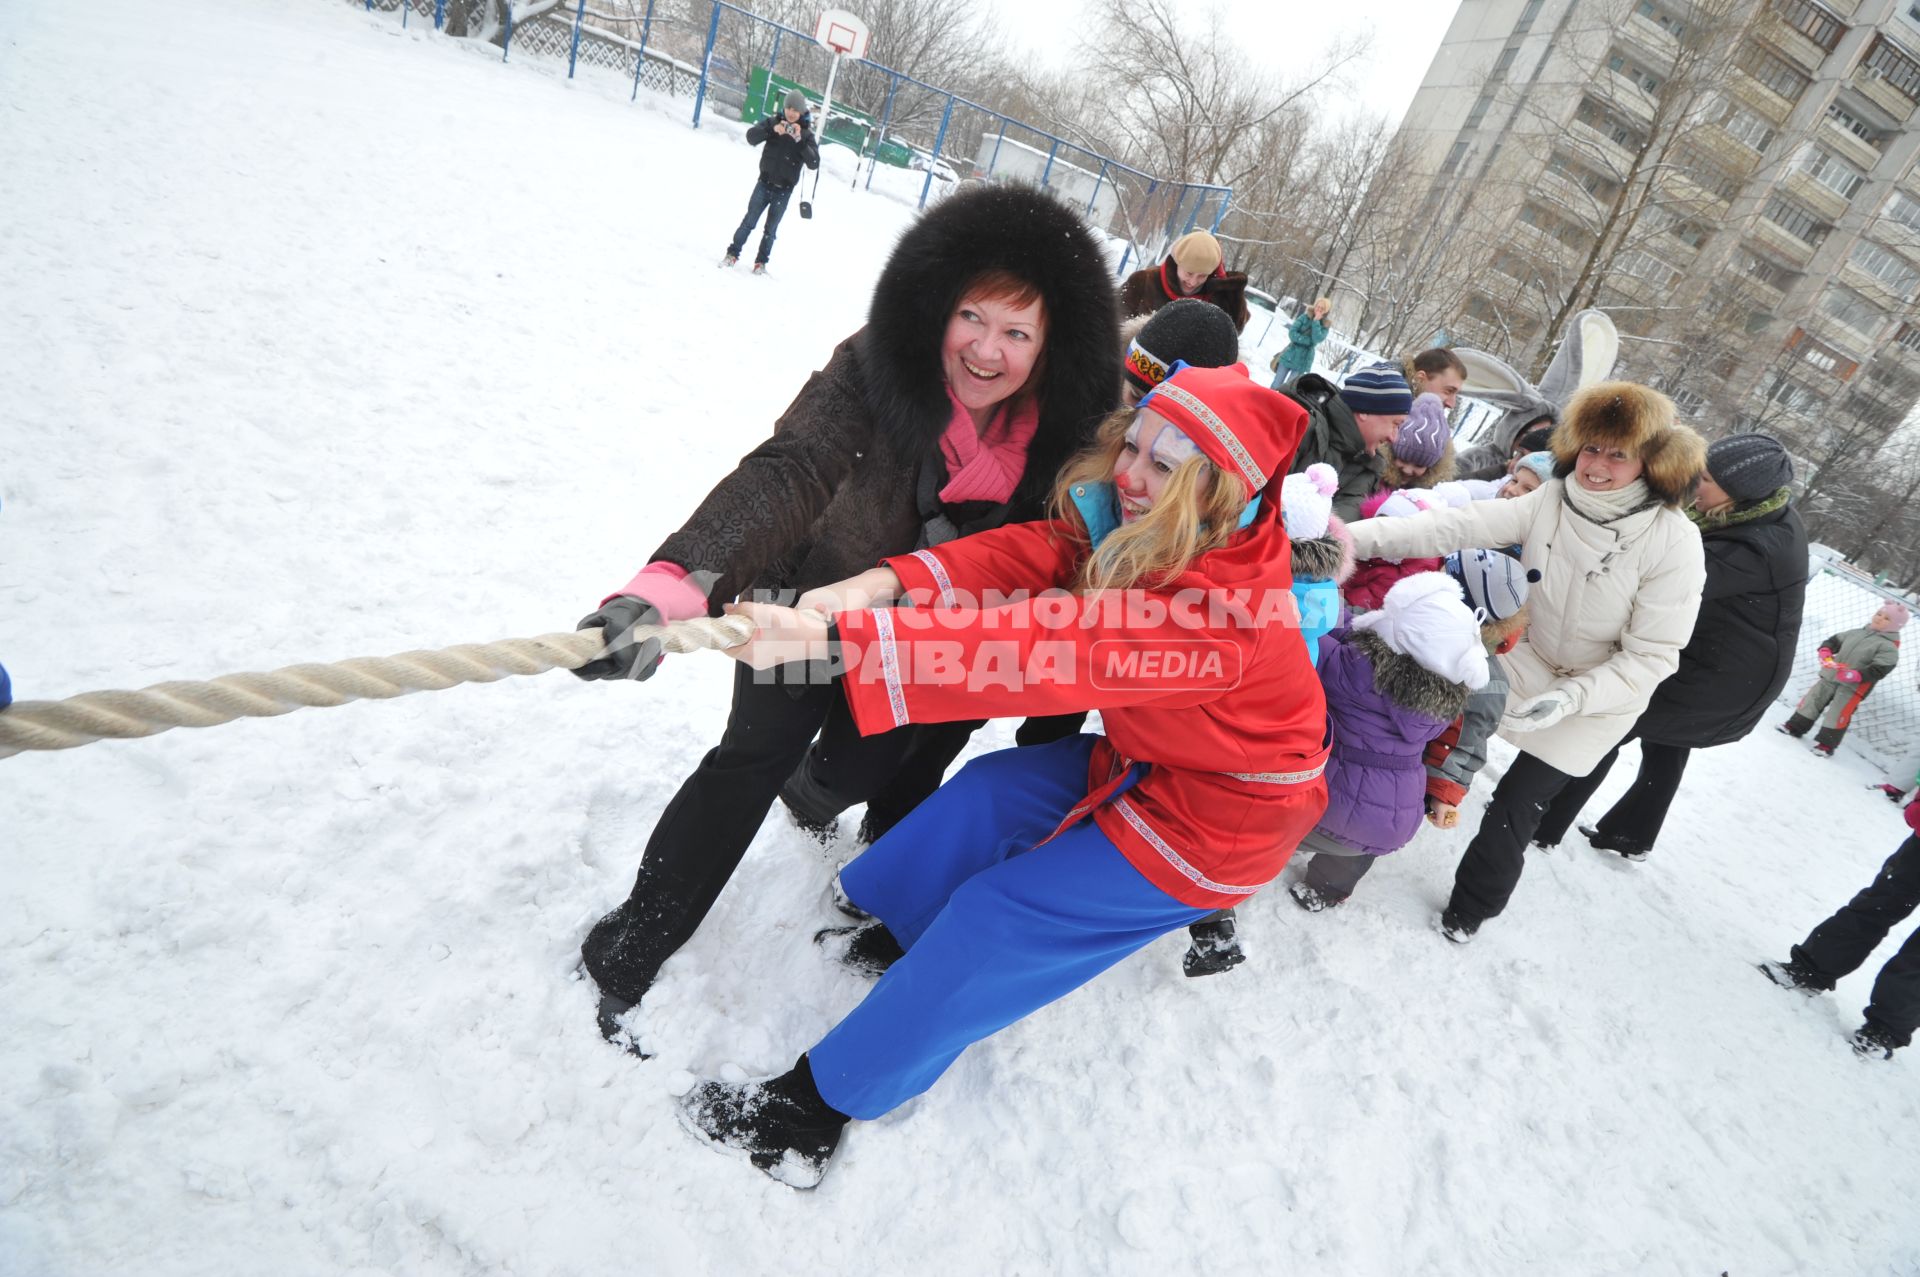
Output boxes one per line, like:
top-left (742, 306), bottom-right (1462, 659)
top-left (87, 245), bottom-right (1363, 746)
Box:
top-left (814, 7), bottom-right (870, 58)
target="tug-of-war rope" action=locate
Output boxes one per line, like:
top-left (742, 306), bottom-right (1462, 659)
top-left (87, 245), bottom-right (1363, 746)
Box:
top-left (0, 615), bottom-right (755, 760)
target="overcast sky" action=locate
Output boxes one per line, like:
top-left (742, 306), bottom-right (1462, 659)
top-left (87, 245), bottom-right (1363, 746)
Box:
top-left (991, 0), bottom-right (1461, 131)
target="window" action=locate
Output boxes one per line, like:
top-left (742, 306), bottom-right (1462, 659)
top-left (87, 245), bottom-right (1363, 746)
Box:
top-left (1676, 145), bottom-right (1742, 201)
top-left (1865, 36), bottom-right (1920, 100)
top-left (1821, 285), bottom-right (1885, 334)
top-left (1773, 0), bottom-right (1845, 52)
top-left (1887, 191), bottom-right (1920, 232)
top-left (1739, 42), bottom-right (1813, 101)
top-left (1492, 46), bottom-right (1518, 79)
top-left (1762, 195), bottom-right (1831, 245)
top-left (1828, 102), bottom-right (1887, 150)
top-left (1607, 50), bottom-right (1663, 95)
top-left (1671, 388), bottom-right (1707, 415)
top-left (1517, 0), bottom-right (1544, 32)
top-left (1722, 104), bottom-right (1778, 153)
top-left (1615, 249), bottom-right (1679, 289)
top-left (1741, 251), bottom-right (1794, 291)
top-left (1895, 321), bottom-right (1920, 352)
top-left (1465, 92), bottom-right (1494, 130)
top-left (1850, 240), bottom-right (1920, 295)
top-left (1637, 1), bottom-right (1688, 38)
top-left (1670, 220), bottom-right (1709, 249)
top-left (1800, 341), bottom-right (1841, 373)
top-left (1439, 140), bottom-right (1470, 176)
top-left (1798, 147), bottom-right (1867, 198)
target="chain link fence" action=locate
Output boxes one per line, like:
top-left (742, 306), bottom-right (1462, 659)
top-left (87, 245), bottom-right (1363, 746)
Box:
top-left (342, 0), bottom-right (1230, 273)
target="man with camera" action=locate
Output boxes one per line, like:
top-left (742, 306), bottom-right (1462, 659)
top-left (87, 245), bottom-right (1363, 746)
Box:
top-left (724, 89), bottom-right (821, 275)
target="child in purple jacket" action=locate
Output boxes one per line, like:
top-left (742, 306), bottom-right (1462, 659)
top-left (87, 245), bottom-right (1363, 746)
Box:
top-left (1288, 572), bottom-right (1490, 908)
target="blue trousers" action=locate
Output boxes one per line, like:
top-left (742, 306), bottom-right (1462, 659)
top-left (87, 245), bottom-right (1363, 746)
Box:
top-left (807, 735), bottom-right (1210, 1119)
top-left (727, 179), bottom-right (793, 265)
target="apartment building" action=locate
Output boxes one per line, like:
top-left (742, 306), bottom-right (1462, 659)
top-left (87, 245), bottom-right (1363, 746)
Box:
top-left (1394, 0), bottom-right (1920, 437)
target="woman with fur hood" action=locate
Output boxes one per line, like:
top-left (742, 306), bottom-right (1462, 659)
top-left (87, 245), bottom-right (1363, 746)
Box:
top-left (1283, 573), bottom-right (1490, 908)
top-left (568, 184), bottom-right (1122, 1040)
top-left (1344, 382), bottom-right (1707, 942)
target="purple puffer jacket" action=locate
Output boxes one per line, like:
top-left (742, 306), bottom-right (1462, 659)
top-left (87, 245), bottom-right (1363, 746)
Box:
top-left (1313, 627), bottom-right (1453, 856)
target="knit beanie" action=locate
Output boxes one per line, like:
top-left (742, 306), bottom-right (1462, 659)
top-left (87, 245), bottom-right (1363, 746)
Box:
top-left (1352, 572), bottom-right (1491, 689)
top-left (1137, 365), bottom-right (1309, 500)
top-left (1876, 600), bottom-right (1911, 630)
top-left (1339, 362), bottom-right (1414, 417)
top-left (1706, 433), bottom-right (1793, 504)
top-left (1444, 548), bottom-right (1538, 622)
top-left (1394, 393), bottom-right (1450, 467)
top-left (1280, 462), bottom-right (1337, 541)
top-left (783, 89), bottom-right (807, 113)
top-left (1515, 450), bottom-right (1555, 483)
top-left (1168, 231), bottom-right (1223, 275)
top-left (1125, 299), bottom-right (1242, 393)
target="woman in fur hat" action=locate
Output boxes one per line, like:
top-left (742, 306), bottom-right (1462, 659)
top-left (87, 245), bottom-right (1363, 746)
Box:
top-left (678, 366), bottom-right (1330, 1185)
top-left (1343, 382), bottom-right (1707, 941)
top-left (1532, 433), bottom-right (1807, 860)
top-left (569, 184), bottom-right (1122, 1040)
top-left (1118, 230), bottom-right (1252, 331)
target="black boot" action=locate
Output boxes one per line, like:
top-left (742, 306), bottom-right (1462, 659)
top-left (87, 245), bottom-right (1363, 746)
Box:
top-left (780, 798), bottom-right (840, 850)
top-left (1439, 908), bottom-right (1480, 944)
top-left (813, 922), bottom-right (905, 977)
top-left (1580, 824), bottom-right (1650, 862)
top-left (581, 897), bottom-right (661, 1011)
top-left (1288, 881), bottom-right (1342, 912)
top-left (1182, 913), bottom-right (1246, 977)
top-left (1756, 957), bottom-right (1827, 994)
top-left (679, 1054), bottom-right (850, 1188)
top-left (1777, 716), bottom-right (1812, 739)
top-left (1851, 1020), bottom-right (1904, 1060)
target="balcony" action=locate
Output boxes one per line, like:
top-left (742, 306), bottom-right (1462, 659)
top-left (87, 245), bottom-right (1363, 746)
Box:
top-left (1600, 69), bottom-right (1659, 127)
top-left (1849, 63), bottom-right (1917, 124)
top-left (1661, 168), bottom-right (1735, 216)
top-left (1564, 120), bottom-right (1639, 181)
top-left (1840, 259), bottom-right (1912, 311)
top-left (1754, 12), bottom-right (1839, 74)
top-left (1536, 169), bottom-right (1607, 230)
top-left (1819, 114), bottom-right (1884, 173)
top-left (1728, 68), bottom-right (1798, 125)
top-left (1751, 215), bottom-right (1821, 268)
top-left (1620, 11), bottom-right (1679, 68)
top-left (1508, 218), bottom-right (1574, 268)
top-left (1781, 168), bottom-right (1854, 222)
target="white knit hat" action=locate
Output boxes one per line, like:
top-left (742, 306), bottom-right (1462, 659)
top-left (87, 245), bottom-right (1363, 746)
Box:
top-left (1281, 462), bottom-right (1337, 541)
top-left (1352, 572), bottom-right (1490, 690)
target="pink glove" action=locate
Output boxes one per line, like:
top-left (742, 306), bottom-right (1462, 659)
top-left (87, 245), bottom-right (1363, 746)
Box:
top-left (1838, 667), bottom-right (1863, 684)
top-left (1817, 647), bottom-right (1835, 667)
top-left (1906, 796), bottom-right (1920, 834)
top-left (602, 561), bottom-right (715, 621)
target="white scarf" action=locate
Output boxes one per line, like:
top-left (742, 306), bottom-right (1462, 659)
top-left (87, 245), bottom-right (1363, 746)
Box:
top-left (1562, 477), bottom-right (1653, 525)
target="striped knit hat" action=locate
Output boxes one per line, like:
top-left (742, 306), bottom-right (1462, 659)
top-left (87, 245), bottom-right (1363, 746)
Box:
top-left (1138, 364), bottom-right (1309, 499)
top-left (1444, 548), bottom-right (1538, 622)
top-left (1339, 362), bottom-right (1414, 416)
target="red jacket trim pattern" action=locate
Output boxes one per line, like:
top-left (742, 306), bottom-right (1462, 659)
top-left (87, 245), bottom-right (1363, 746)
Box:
top-left (909, 548), bottom-right (956, 608)
top-left (1113, 795), bottom-right (1262, 896)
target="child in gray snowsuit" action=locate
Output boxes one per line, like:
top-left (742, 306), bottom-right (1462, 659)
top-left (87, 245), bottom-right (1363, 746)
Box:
top-left (1779, 601), bottom-right (1907, 756)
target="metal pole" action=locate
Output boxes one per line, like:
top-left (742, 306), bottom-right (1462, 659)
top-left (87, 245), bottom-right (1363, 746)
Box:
top-left (988, 120), bottom-right (1007, 176)
top-left (1087, 159), bottom-right (1108, 221)
top-left (402, 0), bottom-right (409, 28)
top-left (769, 29), bottom-right (782, 76)
top-left (630, 0), bottom-right (657, 100)
top-left (435, 0), bottom-right (446, 28)
top-left (865, 74), bottom-right (898, 192)
top-left (1209, 190), bottom-right (1231, 232)
top-left (567, 0), bottom-right (587, 78)
top-left (919, 95), bottom-right (955, 210)
top-left (1040, 137), bottom-right (1061, 187)
top-left (693, 1), bottom-right (723, 128)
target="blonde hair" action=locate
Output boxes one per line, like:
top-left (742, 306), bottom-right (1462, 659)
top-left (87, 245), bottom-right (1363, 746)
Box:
top-left (1313, 297), bottom-right (1332, 311)
top-left (1050, 407), bottom-right (1250, 594)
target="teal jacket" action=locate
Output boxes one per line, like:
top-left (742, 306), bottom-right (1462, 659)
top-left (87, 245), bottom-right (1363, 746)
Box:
top-left (1277, 312), bottom-right (1329, 376)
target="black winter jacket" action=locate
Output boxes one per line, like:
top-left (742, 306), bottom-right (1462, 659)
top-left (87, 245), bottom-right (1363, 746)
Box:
top-left (651, 184), bottom-right (1121, 608)
top-left (746, 112), bottom-right (820, 190)
top-left (1637, 501), bottom-right (1808, 748)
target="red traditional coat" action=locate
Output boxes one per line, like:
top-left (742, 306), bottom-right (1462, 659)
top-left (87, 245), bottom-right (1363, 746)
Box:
top-left (834, 500), bottom-right (1330, 909)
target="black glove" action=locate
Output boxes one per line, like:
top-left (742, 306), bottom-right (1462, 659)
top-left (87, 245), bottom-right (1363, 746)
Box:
top-left (572, 596), bottom-right (665, 682)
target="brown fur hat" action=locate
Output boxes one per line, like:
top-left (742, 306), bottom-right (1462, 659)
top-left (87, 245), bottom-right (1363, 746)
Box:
top-left (1550, 381), bottom-right (1705, 508)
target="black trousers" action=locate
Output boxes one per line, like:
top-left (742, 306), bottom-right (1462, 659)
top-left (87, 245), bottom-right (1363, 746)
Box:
top-left (580, 662), bottom-right (953, 1005)
top-left (1449, 750), bottom-right (1576, 924)
top-left (1532, 725), bottom-right (1693, 853)
top-left (1792, 835), bottom-right (1920, 1044)
top-left (1303, 849), bottom-right (1378, 901)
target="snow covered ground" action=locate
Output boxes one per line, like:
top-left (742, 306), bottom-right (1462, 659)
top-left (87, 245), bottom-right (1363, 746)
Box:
top-left (4, 3), bottom-right (1919, 1273)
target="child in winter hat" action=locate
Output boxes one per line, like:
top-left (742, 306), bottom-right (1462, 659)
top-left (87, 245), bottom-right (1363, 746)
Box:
top-left (1781, 600), bottom-right (1907, 755)
top-left (1285, 573), bottom-right (1489, 910)
top-left (1390, 393), bottom-right (1450, 474)
top-left (1501, 450), bottom-right (1554, 498)
top-left (1407, 549), bottom-right (1540, 836)
top-left (1344, 486), bottom-right (1445, 612)
top-left (1280, 462), bottom-right (1354, 665)
top-left (1122, 299), bottom-right (1243, 404)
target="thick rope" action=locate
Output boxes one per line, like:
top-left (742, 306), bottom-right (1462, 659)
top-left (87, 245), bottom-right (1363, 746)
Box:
top-left (0, 616), bottom-right (754, 760)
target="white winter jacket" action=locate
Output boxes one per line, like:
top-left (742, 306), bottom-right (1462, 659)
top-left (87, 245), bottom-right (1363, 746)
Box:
top-left (1345, 479), bottom-right (1706, 776)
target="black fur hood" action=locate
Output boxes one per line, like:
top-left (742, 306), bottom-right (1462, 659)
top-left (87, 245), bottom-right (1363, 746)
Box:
top-left (858, 183), bottom-right (1122, 513)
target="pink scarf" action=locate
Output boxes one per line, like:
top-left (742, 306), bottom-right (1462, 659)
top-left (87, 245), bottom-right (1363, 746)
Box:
top-left (936, 389), bottom-right (1040, 504)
